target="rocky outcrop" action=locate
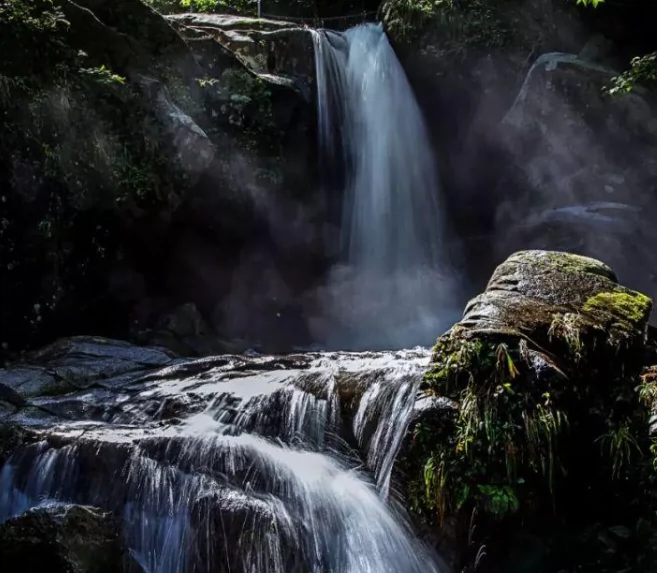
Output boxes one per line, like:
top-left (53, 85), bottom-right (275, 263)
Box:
top-left (0, 505), bottom-right (125, 573)
top-left (168, 14), bottom-right (315, 87)
top-left (382, 0), bottom-right (587, 125)
top-left (0, 0), bottom-right (323, 359)
top-left (493, 54), bottom-right (657, 305)
top-left (403, 250), bottom-right (656, 572)
top-left (381, 0), bottom-right (657, 310)
top-left (0, 334), bottom-right (429, 427)
top-left (379, 0), bottom-right (591, 292)
top-left (2, 251), bottom-right (657, 571)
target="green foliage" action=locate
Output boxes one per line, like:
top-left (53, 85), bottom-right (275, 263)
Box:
top-left (382, 0), bottom-right (508, 51)
top-left (0, 0), bottom-right (74, 77)
top-left (409, 307), bottom-right (657, 572)
top-left (548, 313), bottom-right (584, 362)
top-left (211, 68), bottom-right (277, 141)
top-left (0, 0), bottom-right (195, 352)
top-left (144, 0), bottom-right (256, 15)
top-left (78, 65), bottom-right (126, 87)
top-left (476, 484), bottom-right (519, 516)
top-left (606, 53), bottom-right (657, 96)
top-left (381, 0), bottom-right (449, 43)
top-left (417, 337), bottom-right (569, 525)
top-left (595, 423), bottom-right (642, 480)
top-left (576, 0), bottom-right (657, 95)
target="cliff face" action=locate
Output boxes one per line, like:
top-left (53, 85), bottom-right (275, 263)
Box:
top-left (382, 0), bottom-right (657, 309)
top-left (0, 0), bottom-right (323, 358)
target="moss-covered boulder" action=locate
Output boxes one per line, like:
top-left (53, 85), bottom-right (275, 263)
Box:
top-left (0, 504), bottom-right (125, 573)
top-left (403, 250), bottom-right (656, 572)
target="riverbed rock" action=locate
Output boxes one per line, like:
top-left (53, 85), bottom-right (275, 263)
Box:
top-left (0, 504), bottom-right (125, 573)
top-left (404, 250), bottom-right (655, 571)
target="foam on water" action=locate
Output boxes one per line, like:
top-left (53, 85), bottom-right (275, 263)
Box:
top-left (313, 24), bottom-right (461, 350)
top-left (0, 348), bottom-right (446, 573)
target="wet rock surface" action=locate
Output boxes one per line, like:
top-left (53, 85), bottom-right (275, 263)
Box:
top-left (0, 335), bottom-right (439, 572)
top-left (0, 335), bottom-right (431, 429)
top-left (0, 504), bottom-right (125, 573)
top-left (2, 250), bottom-right (657, 572)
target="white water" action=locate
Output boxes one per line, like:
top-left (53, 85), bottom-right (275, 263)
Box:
top-left (0, 348), bottom-right (446, 573)
top-left (312, 24), bottom-right (461, 350)
top-left (0, 24), bottom-right (456, 573)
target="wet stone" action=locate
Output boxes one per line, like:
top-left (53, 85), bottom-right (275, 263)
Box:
top-left (0, 504), bottom-right (125, 573)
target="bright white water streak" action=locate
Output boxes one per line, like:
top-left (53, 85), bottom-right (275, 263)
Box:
top-left (312, 24), bottom-right (460, 349)
top-left (0, 347), bottom-right (447, 573)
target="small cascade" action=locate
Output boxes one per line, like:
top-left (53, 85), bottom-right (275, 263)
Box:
top-left (0, 343), bottom-right (446, 573)
top-left (312, 24), bottom-right (461, 350)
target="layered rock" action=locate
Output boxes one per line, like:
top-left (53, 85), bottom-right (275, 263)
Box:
top-left (0, 335), bottom-right (435, 572)
top-left (2, 250), bottom-right (657, 571)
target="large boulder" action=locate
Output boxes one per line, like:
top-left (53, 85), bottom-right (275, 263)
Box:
top-left (401, 250), bottom-right (655, 571)
top-left (167, 14), bottom-right (315, 88)
top-left (0, 505), bottom-right (125, 573)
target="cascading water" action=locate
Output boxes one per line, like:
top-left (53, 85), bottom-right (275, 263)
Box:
top-left (0, 341), bottom-right (448, 573)
top-left (0, 22), bottom-right (455, 573)
top-left (313, 24), bottom-right (461, 350)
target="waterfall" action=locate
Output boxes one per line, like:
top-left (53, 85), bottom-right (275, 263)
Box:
top-left (0, 23), bottom-right (458, 573)
top-left (0, 345), bottom-right (448, 573)
top-left (312, 24), bottom-right (460, 350)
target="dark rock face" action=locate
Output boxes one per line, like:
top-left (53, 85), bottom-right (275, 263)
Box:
top-left (0, 504), bottom-right (125, 573)
top-left (0, 0), bottom-right (322, 358)
top-left (404, 250), bottom-right (655, 572)
top-left (492, 54), bottom-right (657, 298)
top-left (383, 0), bottom-right (657, 308)
top-left (381, 0), bottom-right (589, 292)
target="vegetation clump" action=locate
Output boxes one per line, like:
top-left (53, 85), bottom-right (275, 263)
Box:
top-left (402, 251), bottom-right (657, 572)
top-left (584, 290), bottom-right (652, 328)
top-left (381, 0), bottom-right (509, 52)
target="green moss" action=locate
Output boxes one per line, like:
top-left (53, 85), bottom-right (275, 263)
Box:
top-left (583, 291), bottom-right (652, 327)
top-left (409, 251), bottom-right (657, 569)
top-left (414, 333), bottom-right (568, 530)
top-left (541, 251), bottom-right (617, 281)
